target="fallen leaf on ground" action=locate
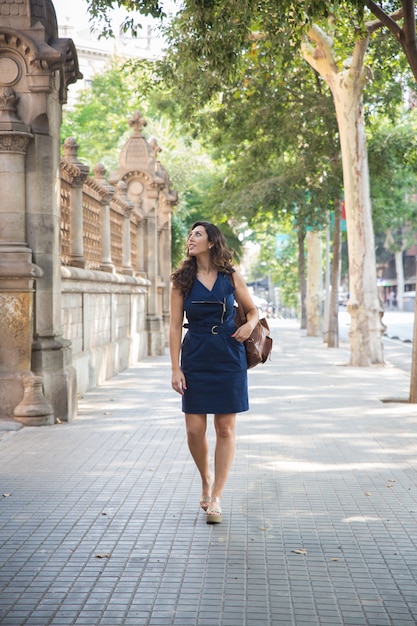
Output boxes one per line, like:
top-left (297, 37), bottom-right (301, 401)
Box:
top-left (96, 553), bottom-right (111, 559)
top-left (292, 549), bottom-right (307, 555)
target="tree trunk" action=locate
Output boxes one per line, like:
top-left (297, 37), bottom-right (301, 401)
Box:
top-left (384, 229), bottom-right (406, 311)
top-left (410, 288), bottom-right (417, 401)
top-left (303, 26), bottom-right (384, 365)
top-left (327, 199), bottom-right (341, 348)
top-left (298, 229), bottom-right (307, 329)
top-left (306, 230), bottom-right (322, 336)
top-left (323, 224), bottom-right (331, 343)
top-left (394, 249), bottom-right (404, 311)
top-left (335, 78), bottom-right (384, 365)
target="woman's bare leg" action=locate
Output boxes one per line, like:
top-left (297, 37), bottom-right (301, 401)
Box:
top-left (211, 413), bottom-right (236, 500)
top-left (185, 413), bottom-right (211, 498)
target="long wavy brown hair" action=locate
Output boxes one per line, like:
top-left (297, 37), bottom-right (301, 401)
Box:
top-left (171, 221), bottom-right (235, 297)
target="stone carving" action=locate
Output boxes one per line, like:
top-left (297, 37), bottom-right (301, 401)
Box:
top-left (0, 57), bottom-right (21, 86)
top-left (13, 375), bottom-right (54, 426)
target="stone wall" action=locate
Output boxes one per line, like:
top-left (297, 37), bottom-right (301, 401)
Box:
top-left (61, 268), bottom-right (149, 396)
top-left (59, 127), bottom-right (176, 403)
top-left (0, 0), bottom-right (176, 425)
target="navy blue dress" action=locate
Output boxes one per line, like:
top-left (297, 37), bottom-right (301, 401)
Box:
top-left (181, 272), bottom-right (248, 414)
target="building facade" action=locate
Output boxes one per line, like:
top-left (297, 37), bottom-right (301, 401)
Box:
top-left (0, 0), bottom-right (176, 425)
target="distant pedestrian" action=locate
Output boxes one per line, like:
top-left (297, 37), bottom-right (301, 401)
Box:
top-left (389, 290), bottom-right (395, 309)
top-left (169, 221), bottom-right (259, 524)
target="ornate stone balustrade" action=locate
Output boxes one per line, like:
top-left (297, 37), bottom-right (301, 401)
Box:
top-left (58, 124), bottom-right (177, 399)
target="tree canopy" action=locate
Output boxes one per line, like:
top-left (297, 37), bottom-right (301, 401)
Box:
top-left (76, 0), bottom-right (417, 313)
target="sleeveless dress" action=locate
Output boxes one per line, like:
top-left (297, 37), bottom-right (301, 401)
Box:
top-left (181, 272), bottom-right (248, 414)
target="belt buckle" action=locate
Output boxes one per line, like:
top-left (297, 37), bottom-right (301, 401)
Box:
top-left (211, 325), bottom-right (218, 335)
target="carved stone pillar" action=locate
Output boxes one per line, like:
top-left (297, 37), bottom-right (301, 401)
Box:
top-left (93, 163), bottom-right (115, 273)
top-left (115, 181), bottom-right (134, 276)
top-left (108, 111), bottom-right (175, 356)
top-left (134, 200), bottom-right (146, 277)
top-left (144, 203), bottom-right (164, 354)
top-left (159, 221), bottom-right (171, 328)
top-left (0, 87), bottom-right (52, 424)
top-left (151, 140), bottom-right (177, 339)
top-left (144, 205), bottom-right (159, 318)
top-left (62, 137), bottom-right (89, 268)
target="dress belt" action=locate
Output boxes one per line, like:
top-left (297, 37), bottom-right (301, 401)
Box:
top-left (183, 323), bottom-right (235, 335)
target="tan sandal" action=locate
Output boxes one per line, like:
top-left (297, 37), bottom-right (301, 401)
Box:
top-left (206, 497), bottom-right (222, 524)
top-left (200, 496), bottom-right (211, 511)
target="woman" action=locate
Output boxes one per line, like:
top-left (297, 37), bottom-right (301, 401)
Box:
top-left (169, 221), bottom-right (259, 524)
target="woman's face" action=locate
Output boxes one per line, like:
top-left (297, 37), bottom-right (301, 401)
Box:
top-left (187, 225), bottom-right (211, 257)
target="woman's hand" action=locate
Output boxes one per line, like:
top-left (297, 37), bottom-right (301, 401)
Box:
top-left (171, 367), bottom-right (187, 395)
top-left (231, 322), bottom-right (253, 343)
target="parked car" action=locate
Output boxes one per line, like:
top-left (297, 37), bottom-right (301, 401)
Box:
top-left (403, 291), bottom-right (415, 312)
top-left (338, 291), bottom-right (348, 306)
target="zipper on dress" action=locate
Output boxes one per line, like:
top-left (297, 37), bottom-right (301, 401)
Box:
top-left (191, 298), bottom-right (226, 324)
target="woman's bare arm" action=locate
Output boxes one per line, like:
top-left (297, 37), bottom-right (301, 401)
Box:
top-left (231, 270), bottom-right (259, 342)
top-left (169, 285), bottom-right (187, 394)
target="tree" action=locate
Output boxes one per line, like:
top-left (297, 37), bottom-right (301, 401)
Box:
top-left (306, 230), bottom-right (323, 336)
top-left (327, 199), bottom-right (343, 348)
top-left (301, 21), bottom-right (386, 365)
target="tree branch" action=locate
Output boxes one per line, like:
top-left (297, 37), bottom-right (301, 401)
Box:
top-left (350, 34), bottom-right (370, 77)
top-left (301, 24), bottom-right (339, 76)
top-left (401, 0), bottom-right (416, 49)
top-left (365, 1), bottom-right (404, 37)
top-left (366, 1), bottom-right (417, 81)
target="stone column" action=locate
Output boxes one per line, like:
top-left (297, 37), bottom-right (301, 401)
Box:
top-left (62, 138), bottom-right (89, 268)
top-left (28, 133), bottom-right (80, 423)
top-left (157, 191), bottom-right (176, 333)
top-left (137, 219), bottom-right (146, 275)
top-left (144, 201), bottom-right (164, 354)
top-left (144, 204), bottom-right (159, 318)
top-left (93, 163), bottom-right (115, 273)
top-left (116, 181), bottom-right (134, 276)
top-left (0, 87), bottom-right (53, 424)
top-left (151, 141), bottom-right (177, 338)
top-left (134, 200), bottom-right (146, 277)
top-left (159, 220), bottom-right (172, 328)
top-left (0, 0), bottom-right (82, 423)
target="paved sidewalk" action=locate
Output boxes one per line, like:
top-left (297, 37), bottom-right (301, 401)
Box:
top-left (1, 319), bottom-right (417, 626)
